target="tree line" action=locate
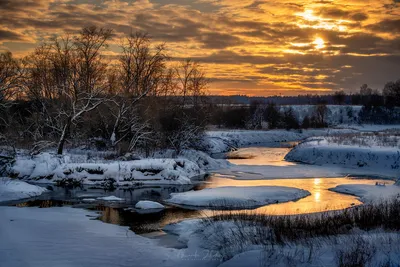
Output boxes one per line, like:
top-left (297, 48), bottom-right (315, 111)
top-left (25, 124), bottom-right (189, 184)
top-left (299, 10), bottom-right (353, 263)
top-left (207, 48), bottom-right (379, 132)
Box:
top-left (0, 27), bottom-right (209, 156)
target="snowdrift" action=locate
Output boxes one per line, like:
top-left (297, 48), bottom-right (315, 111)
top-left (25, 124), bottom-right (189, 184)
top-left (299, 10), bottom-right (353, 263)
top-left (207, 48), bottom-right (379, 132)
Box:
top-left (10, 153), bottom-right (202, 186)
top-left (204, 128), bottom-right (357, 153)
top-left (166, 186), bottom-right (311, 209)
top-left (0, 177), bottom-right (47, 202)
top-left (286, 138), bottom-right (400, 172)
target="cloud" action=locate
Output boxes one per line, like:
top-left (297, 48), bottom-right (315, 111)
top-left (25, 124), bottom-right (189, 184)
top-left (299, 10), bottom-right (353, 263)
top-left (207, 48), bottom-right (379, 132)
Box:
top-left (0, 29), bottom-right (27, 42)
top-left (199, 32), bottom-right (243, 49)
top-left (368, 19), bottom-right (400, 34)
top-left (0, 0), bottom-right (399, 95)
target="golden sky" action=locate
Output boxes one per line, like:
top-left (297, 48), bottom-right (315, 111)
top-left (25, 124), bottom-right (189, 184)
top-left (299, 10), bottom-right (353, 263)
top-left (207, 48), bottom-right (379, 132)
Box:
top-left (1, 0), bottom-right (400, 96)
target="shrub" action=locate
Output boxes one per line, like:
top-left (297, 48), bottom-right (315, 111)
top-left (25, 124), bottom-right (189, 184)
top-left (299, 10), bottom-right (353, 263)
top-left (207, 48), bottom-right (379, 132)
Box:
top-left (336, 237), bottom-right (376, 267)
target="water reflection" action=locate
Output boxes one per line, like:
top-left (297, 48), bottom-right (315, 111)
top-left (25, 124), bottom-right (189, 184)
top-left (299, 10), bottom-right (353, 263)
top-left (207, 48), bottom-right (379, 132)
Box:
top-left (7, 143), bottom-right (396, 234)
top-left (97, 206), bottom-right (204, 234)
top-left (11, 175), bottom-right (395, 235)
top-left (226, 146), bottom-right (296, 166)
top-left (197, 176), bottom-right (394, 215)
top-left (314, 178), bottom-right (321, 202)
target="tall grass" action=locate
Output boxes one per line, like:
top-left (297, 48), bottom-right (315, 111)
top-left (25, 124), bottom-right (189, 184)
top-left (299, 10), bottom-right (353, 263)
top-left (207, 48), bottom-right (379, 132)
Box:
top-left (201, 198), bottom-right (400, 264)
top-left (205, 198), bottom-right (400, 242)
top-left (326, 130), bottom-right (400, 148)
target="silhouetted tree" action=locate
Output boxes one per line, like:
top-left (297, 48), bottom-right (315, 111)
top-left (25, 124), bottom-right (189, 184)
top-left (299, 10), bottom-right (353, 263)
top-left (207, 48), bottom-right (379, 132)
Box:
top-left (264, 102), bottom-right (281, 129)
top-left (383, 80), bottom-right (400, 107)
top-left (333, 90), bottom-right (346, 105)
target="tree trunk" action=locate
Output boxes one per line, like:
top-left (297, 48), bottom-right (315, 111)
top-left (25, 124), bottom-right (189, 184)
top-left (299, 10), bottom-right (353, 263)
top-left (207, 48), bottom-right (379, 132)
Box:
top-left (57, 118), bottom-right (71, 155)
top-left (110, 115), bottom-right (120, 146)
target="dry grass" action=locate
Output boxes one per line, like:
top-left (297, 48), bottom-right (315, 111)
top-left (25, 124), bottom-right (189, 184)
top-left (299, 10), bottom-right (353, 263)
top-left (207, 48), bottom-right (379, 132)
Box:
top-left (203, 197), bottom-right (400, 246)
top-left (201, 198), bottom-right (400, 265)
top-left (326, 131), bottom-right (400, 148)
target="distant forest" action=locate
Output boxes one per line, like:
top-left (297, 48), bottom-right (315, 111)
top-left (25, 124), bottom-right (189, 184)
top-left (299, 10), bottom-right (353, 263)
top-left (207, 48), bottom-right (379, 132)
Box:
top-left (209, 94), bottom-right (372, 106)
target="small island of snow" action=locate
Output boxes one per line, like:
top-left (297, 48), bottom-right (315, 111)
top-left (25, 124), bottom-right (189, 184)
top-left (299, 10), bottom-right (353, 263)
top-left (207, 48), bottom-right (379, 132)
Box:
top-left (166, 186), bottom-right (310, 209)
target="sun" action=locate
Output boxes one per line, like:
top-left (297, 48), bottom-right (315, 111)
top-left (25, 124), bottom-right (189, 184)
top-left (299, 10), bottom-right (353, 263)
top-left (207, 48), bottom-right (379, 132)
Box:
top-left (301, 9), bottom-right (318, 21)
top-left (313, 37), bottom-right (325, 49)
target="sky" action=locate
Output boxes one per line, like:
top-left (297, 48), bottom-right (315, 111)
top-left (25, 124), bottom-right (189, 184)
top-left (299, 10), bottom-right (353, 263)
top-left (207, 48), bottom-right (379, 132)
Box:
top-left (0, 0), bottom-right (400, 96)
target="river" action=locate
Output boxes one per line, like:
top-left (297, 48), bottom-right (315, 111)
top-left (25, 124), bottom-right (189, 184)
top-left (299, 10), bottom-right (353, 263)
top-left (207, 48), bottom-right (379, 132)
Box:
top-left (6, 143), bottom-right (394, 236)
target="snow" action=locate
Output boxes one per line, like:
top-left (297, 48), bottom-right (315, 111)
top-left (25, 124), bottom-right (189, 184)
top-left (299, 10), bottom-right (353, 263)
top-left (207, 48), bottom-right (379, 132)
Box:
top-left (153, 149), bottom-right (230, 170)
top-left (96, 195), bottom-right (124, 201)
top-left (0, 177), bottom-right (47, 202)
top-left (0, 206), bottom-right (216, 267)
top-left (280, 105), bottom-right (362, 125)
top-left (166, 218), bottom-right (400, 267)
top-left (285, 136), bottom-right (400, 178)
top-left (330, 184), bottom-right (400, 203)
top-left (135, 200), bottom-right (165, 210)
top-left (166, 186), bottom-right (310, 208)
top-left (204, 128), bottom-right (358, 153)
top-left (82, 198), bottom-right (96, 202)
top-left (215, 163), bottom-right (400, 180)
top-left (11, 155), bottom-right (202, 186)
top-left (218, 250), bottom-right (263, 267)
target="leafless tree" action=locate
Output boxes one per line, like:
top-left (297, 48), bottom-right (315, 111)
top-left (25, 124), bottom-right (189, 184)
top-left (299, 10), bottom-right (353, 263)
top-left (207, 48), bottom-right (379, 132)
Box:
top-left (314, 104), bottom-right (328, 127)
top-left (158, 60), bottom-right (209, 154)
top-left (0, 52), bottom-right (21, 104)
top-left (108, 32), bottom-right (168, 149)
top-left (24, 27), bottom-right (112, 154)
top-left (175, 59), bottom-right (208, 108)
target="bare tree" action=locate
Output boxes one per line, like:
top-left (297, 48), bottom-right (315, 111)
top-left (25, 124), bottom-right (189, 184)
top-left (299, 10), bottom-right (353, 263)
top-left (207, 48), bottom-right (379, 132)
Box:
top-left (108, 32), bottom-right (168, 149)
top-left (314, 104), bottom-right (328, 127)
top-left (158, 60), bottom-right (209, 154)
top-left (55, 27), bottom-right (112, 154)
top-left (0, 52), bottom-right (20, 133)
top-left (24, 27), bottom-right (112, 154)
top-left (175, 59), bottom-right (208, 108)
top-left (0, 52), bottom-right (21, 103)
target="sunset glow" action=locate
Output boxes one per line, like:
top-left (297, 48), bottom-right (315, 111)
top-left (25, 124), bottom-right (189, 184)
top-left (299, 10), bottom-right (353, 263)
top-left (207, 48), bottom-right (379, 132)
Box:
top-left (1, 0), bottom-right (399, 96)
top-left (314, 37), bottom-right (325, 50)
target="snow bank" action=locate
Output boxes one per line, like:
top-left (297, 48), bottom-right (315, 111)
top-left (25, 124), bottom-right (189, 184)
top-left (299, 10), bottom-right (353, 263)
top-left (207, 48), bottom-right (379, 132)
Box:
top-left (204, 128), bottom-right (357, 153)
top-left (285, 137), bottom-right (400, 176)
top-left (153, 149), bottom-right (230, 170)
top-left (330, 184), bottom-right (400, 203)
top-left (135, 200), bottom-right (165, 210)
top-left (166, 186), bottom-right (310, 209)
top-left (10, 153), bottom-right (202, 186)
top-left (0, 177), bottom-right (47, 202)
top-left (97, 196), bottom-right (124, 201)
top-left (0, 206), bottom-right (213, 267)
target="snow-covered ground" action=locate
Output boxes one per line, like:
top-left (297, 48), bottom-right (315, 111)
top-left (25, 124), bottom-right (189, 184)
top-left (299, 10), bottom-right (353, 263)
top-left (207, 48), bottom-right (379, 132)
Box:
top-left (215, 161), bottom-right (400, 180)
top-left (8, 126), bottom-right (400, 186)
top-left (285, 135), bottom-right (400, 178)
top-left (204, 128), bottom-right (358, 153)
top-left (154, 149), bottom-right (230, 170)
top-left (330, 184), bottom-right (400, 203)
top-left (96, 195), bottom-right (124, 201)
top-left (165, 217), bottom-right (400, 267)
top-left (166, 186), bottom-right (310, 209)
top-left (10, 153), bottom-right (202, 186)
top-left (0, 177), bottom-right (47, 202)
top-left (0, 207), bottom-right (218, 267)
top-left (135, 200), bottom-right (165, 210)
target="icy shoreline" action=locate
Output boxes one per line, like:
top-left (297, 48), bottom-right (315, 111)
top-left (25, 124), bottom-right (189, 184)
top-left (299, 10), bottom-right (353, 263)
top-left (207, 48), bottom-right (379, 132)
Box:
top-left (0, 177), bottom-right (47, 202)
top-left (285, 136), bottom-right (400, 179)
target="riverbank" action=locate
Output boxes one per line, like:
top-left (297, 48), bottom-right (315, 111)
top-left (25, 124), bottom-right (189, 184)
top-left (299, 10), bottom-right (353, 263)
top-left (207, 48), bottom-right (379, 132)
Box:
top-left (7, 126), bottom-right (397, 187)
top-left (3, 127), bottom-right (400, 267)
top-left (285, 132), bottom-right (400, 179)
